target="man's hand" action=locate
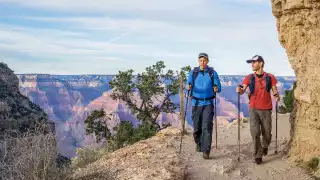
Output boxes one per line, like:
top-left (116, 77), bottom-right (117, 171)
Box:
top-left (186, 84), bottom-right (191, 91)
top-left (273, 93), bottom-right (280, 102)
top-left (213, 85), bottom-right (218, 92)
top-left (236, 86), bottom-right (241, 93)
top-left (236, 85), bottom-right (243, 94)
top-left (272, 86), bottom-right (280, 102)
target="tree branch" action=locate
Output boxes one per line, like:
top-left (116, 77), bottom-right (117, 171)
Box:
top-left (153, 92), bottom-right (173, 122)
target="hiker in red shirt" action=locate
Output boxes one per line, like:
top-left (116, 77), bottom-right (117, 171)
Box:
top-left (236, 55), bottom-right (280, 165)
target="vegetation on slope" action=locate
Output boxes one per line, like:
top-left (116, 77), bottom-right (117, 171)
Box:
top-left (279, 82), bottom-right (296, 114)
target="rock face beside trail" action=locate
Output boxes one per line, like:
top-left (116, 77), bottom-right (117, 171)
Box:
top-left (271, 0), bottom-right (320, 161)
top-left (70, 127), bottom-right (184, 180)
top-left (0, 62), bottom-right (53, 137)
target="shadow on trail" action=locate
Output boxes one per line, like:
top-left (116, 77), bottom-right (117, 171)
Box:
top-left (209, 153), bottom-right (230, 160)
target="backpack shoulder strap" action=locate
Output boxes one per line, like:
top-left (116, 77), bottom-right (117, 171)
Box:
top-left (190, 67), bottom-right (199, 97)
top-left (208, 67), bottom-right (214, 76)
top-left (208, 67), bottom-right (215, 86)
top-left (192, 67), bottom-right (199, 83)
top-left (249, 73), bottom-right (255, 95)
top-left (208, 67), bottom-right (216, 97)
top-left (265, 72), bottom-right (271, 92)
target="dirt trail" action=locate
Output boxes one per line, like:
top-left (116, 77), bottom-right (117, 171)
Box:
top-left (179, 114), bottom-right (313, 180)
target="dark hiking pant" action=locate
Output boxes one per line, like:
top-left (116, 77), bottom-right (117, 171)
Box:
top-left (249, 108), bottom-right (272, 159)
top-left (192, 103), bottom-right (214, 153)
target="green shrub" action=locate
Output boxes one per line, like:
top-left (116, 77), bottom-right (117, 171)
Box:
top-left (71, 146), bottom-right (108, 169)
top-left (279, 81), bottom-right (296, 114)
top-left (107, 121), bottom-right (157, 151)
top-left (307, 157), bottom-right (320, 171)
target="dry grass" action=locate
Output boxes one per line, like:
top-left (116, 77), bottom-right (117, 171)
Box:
top-left (0, 121), bottom-right (69, 180)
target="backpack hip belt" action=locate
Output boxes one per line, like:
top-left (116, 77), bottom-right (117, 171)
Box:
top-left (191, 95), bottom-right (215, 101)
top-left (192, 95), bottom-right (215, 109)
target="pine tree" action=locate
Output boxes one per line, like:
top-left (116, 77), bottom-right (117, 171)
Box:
top-left (84, 108), bottom-right (111, 143)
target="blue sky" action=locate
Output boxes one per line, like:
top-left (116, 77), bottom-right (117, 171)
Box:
top-left (0, 0), bottom-right (295, 76)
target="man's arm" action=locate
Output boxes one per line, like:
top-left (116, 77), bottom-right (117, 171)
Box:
top-left (185, 71), bottom-right (193, 92)
top-left (213, 71), bottom-right (222, 93)
top-left (272, 86), bottom-right (279, 95)
top-left (237, 75), bottom-right (250, 95)
top-left (270, 74), bottom-right (280, 101)
top-left (238, 84), bottom-right (248, 95)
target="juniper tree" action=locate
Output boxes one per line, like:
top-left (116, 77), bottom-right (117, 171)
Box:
top-left (109, 61), bottom-right (190, 130)
top-left (84, 108), bottom-right (111, 143)
top-left (279, 82), bottom-right (296, 114)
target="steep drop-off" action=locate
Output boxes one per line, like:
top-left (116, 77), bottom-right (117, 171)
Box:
top-left (271, 0), bottom-right (320, 161)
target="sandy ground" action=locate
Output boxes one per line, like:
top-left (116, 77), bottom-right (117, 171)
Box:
top-left (179, 113), bottom-right (313, 180)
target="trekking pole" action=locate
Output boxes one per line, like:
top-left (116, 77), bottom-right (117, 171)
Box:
top-left (275, 100), bottom-right (278, 154)
top-left (179, 84), bottom-right (191, 153)
top-left (237, 85), bottom-right (243, 162)
top-left (184, 88), bottom-right (190, 126)
top-left (215, 92), bottom-right (217, 149)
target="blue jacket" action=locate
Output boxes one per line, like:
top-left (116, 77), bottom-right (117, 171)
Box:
top-left (186, 66), bottom-right (222, 106)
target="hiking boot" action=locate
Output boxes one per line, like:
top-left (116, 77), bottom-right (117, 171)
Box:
top-left (254, 158), bottom-right (262, 165)
top-left (196, 144), bottom-right (201, 152)
top-left (263, 148), bottom-right (268, 156)
top-left (203, 152), bottom-right (210, 159)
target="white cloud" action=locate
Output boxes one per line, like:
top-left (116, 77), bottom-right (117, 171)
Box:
top-left (0, 0), bottom-right (294, 76)
top-left (13, 15), bottom-right (277, 44)
top-left (0, 27), bottom-right (136, 57)
top-left (0, 0), bottom-right (207, 12)
top-left (0, 22), bottom-right (194, 64)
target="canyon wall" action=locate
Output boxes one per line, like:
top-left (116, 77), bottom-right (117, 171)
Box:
top-left (271, 0), bottom-right (320, 161)
top-left (17, 73), bottom-right (295, 157)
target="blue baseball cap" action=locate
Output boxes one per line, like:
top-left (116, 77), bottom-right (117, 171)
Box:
top-left (246, 55), bottom-right (264, 63)
top-left (198, 53), bottom-right (209, 59)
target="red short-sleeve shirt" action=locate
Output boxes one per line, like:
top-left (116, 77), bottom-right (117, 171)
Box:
top-left (242, 72), bottom-right (278, 110)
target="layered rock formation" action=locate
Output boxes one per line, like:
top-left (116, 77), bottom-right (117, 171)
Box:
top-left (17, 74), bottom-right (113, 121)
top-left (16, 73), bottom-right (295, 157)
top-left (0, 62), bottom-right (53, 137)
top-left (17, 74), bottom-right (295, 123)
top-left (271, 0), bottom-right (320, 161)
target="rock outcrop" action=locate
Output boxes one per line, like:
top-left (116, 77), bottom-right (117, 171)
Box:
top-left (271, 0), bottom-right (320, 161)
top-left (70, 126), bottom-right (184, 180)
top-left (0, 62), bottom-right (53, 137)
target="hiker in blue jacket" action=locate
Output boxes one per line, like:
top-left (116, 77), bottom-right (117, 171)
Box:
top-left (186, 52), bottom-right (222, 159)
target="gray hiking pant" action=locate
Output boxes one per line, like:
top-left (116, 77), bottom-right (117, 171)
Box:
top-left (249, 108), bottom-right (272, 159)
top-left (192, 103), bottom-right (214, 153)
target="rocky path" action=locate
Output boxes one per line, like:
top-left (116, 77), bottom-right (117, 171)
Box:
top-left (179, 114), bottom-right (313, 180)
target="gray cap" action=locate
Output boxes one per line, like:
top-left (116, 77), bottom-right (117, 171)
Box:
top-left (198, 53), bottom-right (209, 59)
